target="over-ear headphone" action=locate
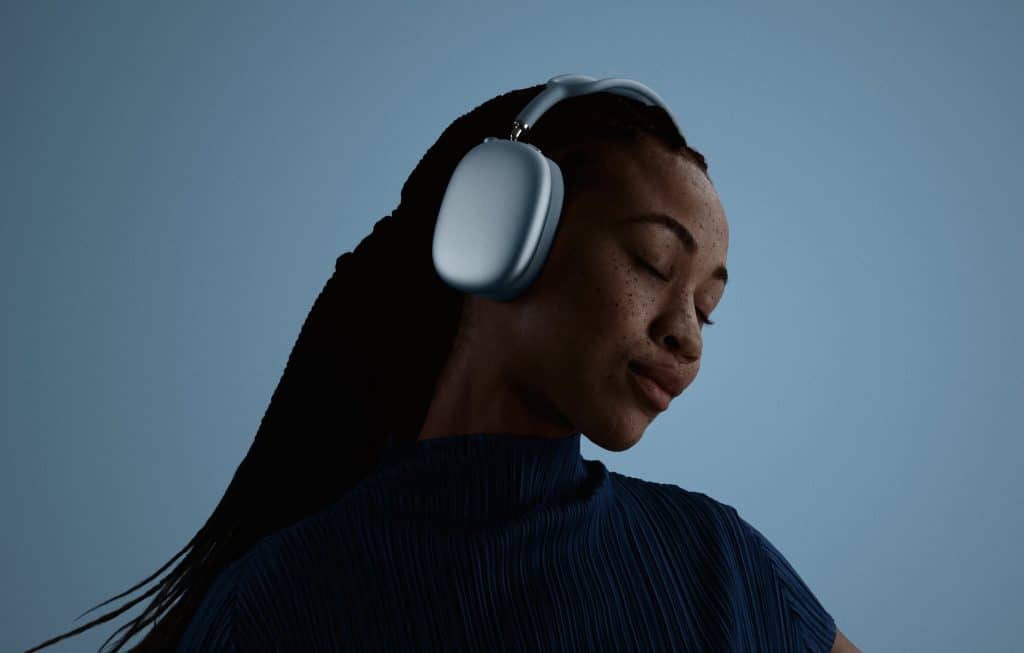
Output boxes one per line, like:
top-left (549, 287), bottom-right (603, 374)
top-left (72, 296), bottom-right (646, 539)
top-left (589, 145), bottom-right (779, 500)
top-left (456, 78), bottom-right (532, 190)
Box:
top-left (431, 73), bottom-right (685, 302)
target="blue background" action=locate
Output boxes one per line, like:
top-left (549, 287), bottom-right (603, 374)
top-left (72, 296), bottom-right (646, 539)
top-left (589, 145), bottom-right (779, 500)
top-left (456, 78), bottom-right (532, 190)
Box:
top-left (4, 2), bottom-right (1021, 651)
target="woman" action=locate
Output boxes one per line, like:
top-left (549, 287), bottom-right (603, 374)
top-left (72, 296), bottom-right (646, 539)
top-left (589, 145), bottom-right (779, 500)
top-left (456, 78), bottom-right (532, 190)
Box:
top-left (29, 78), bottom-right (859, 652)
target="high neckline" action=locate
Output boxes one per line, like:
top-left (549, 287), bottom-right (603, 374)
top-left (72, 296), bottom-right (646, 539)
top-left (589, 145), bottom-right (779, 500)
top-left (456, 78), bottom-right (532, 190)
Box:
top-left (355, 431), bottom-right (598, 522)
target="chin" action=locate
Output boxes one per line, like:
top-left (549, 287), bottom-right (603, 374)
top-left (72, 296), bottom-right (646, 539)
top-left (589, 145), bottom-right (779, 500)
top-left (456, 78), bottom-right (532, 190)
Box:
top-left (582, 419), bottom-right (647, 452)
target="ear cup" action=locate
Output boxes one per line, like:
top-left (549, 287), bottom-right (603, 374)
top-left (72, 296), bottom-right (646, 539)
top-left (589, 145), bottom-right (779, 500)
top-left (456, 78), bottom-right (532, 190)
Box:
top-left (433, 138), bottom-right (564, 302)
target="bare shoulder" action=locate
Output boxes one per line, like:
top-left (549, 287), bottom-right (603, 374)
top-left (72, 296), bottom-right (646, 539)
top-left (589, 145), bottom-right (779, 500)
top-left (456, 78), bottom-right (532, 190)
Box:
top-left (831, 626), bottom-right (862, 653)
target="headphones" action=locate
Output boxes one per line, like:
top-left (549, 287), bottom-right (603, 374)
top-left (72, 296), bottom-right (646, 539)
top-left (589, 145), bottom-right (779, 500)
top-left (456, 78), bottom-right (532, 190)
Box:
top-left (431, 73), bottom-right (685, 302)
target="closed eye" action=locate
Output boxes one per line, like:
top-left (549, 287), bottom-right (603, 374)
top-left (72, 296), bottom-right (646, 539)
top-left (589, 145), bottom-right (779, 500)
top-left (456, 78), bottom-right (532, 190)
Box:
top-left (633, 255), bottom-right (668, 280)
top-left (632, 256), bottom-right (716, 326)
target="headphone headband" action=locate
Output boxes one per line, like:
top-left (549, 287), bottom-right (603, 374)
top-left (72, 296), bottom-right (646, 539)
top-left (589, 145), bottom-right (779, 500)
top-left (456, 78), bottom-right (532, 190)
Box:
top-left (510, 73), bottom-right (684, 142)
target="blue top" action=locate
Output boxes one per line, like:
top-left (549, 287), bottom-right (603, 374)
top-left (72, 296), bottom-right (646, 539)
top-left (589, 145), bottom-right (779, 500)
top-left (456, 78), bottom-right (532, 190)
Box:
top-left (177, 432), bottom-right (837, 651)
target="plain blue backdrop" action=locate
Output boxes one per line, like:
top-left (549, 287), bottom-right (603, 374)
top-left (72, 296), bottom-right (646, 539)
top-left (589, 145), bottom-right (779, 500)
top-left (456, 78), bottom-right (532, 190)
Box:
top-left (4, 2), bottom-right (1021, 651)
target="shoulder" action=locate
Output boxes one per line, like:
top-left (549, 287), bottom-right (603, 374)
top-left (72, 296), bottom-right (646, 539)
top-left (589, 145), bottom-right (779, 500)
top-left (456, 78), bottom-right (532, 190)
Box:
top-left (609, 473), bottom-right (805, 567)
top-left (608, 470), bottom-right (741, 530)
top-left (177, 548), bottom-right (257, 651)
top-left (227, 508), bottom-right (347, 598)
top-left (178, 516), bottom-right (342, 652)
top-left (609, 474), bottom-right (839, 651)
top-left (607, 472), bottom-right (752, 566)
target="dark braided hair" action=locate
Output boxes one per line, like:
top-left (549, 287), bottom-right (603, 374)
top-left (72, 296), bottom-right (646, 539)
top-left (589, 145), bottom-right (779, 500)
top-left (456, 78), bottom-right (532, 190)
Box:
top-left (27, 80), bottom-right (710, 652)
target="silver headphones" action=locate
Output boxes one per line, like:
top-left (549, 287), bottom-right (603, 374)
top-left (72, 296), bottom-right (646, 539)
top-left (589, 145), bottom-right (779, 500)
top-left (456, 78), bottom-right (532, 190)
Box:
top-left (431, 73), bottom-right (685, 301)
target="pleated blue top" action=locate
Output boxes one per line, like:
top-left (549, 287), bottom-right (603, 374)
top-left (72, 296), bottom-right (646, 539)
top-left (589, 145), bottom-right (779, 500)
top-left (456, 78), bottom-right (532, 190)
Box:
top-left (177, 432), bottom-right (837, 652)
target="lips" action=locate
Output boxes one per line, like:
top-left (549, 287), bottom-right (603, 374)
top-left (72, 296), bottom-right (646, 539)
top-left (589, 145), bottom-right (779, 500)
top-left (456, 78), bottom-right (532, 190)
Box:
top-left (628, 360), bottom-right (686, 398)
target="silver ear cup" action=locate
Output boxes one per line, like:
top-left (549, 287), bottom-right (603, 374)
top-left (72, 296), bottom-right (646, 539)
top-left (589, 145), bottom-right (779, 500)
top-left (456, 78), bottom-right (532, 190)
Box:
top-left (433, 138), bottom-right (564, 301)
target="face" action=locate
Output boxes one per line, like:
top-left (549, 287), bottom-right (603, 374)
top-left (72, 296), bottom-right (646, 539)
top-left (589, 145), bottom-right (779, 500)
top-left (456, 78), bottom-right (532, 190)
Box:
top-left (417, 137), bottom-right (729, 451)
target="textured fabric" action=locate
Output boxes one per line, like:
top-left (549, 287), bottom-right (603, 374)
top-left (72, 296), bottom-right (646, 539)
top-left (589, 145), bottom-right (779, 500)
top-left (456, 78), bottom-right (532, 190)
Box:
top-left (177, 432), bottom-right (836, 652)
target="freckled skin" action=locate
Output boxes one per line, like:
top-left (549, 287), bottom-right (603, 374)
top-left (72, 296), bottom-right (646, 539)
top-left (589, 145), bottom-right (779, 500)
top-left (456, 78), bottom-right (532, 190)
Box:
top-left (417, 136), bottom-right (729, 451)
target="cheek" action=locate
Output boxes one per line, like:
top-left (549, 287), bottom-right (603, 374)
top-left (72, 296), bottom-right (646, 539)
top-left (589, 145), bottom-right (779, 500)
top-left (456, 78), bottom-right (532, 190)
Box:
top-left (518, 233), bottom-right (654, 365)
top-left (561, 250), bottom-right (654, 357)
top-left (590, 253), bottom-right (655, 326)
top-left (556, 247), bottom-right (623, 319)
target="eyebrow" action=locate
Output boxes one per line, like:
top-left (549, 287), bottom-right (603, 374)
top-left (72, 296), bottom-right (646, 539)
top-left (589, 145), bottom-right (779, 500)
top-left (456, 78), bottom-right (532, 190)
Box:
top-left (620, 213), bottom-right (729, 286)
